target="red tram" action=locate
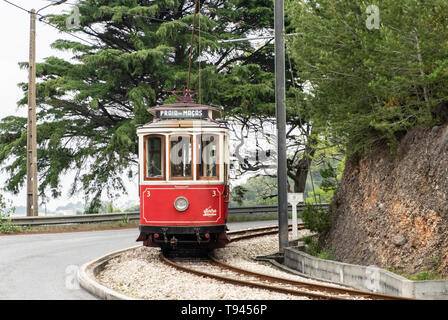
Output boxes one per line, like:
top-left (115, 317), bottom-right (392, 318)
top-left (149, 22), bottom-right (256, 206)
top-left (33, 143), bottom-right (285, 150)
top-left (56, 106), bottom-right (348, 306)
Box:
top-left (136, 96), bottom-right (230, 253)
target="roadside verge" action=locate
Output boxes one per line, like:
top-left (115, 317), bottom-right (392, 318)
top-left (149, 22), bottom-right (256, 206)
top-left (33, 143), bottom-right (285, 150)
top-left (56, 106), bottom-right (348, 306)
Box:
top-left (77, 245), bottom-right (141, 300)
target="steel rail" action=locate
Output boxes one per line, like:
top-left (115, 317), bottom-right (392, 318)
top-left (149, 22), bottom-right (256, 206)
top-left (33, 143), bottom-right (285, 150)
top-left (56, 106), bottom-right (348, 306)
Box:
top-left (227, 225), bottom-right (281, 236)
top-left (160, 226), bottom-right (416, 300)
top-left (159, 225), bottom-right (351, 300)
top-left (224, 227), bottom-right (417, 300)
top-left (208, 256), bottom-right (415, 300)
top-left (228, 224), bottom-right (305, 242)
top-left (160, 253), bottom-right (347, 300)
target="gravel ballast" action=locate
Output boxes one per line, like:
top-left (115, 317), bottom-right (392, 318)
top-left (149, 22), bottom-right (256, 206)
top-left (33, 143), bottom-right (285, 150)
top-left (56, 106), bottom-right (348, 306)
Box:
top-left (96, 229), bottom-right (349, 300)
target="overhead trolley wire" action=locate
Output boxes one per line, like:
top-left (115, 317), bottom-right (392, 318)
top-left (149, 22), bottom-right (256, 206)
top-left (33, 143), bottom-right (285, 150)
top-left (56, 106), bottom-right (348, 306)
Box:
top-left (187, 0), bottom-right (200, 93)
top-left (3, 0), bottom-right (269, 50)
top-left (197, 0), bottom-right (202, 104)
top-left (3, 0), bottom-right (272, 79)
top-left (44, 0), bottom-right (78, 5)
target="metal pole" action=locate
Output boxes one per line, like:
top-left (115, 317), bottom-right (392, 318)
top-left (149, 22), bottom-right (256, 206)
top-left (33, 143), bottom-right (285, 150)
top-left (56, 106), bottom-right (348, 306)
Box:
top-left (25, 2), bottom-right (68, 217)
top-left (274, 0), bottom-right (288, 250)
top-left (27, 9), bottom-right (38, 217)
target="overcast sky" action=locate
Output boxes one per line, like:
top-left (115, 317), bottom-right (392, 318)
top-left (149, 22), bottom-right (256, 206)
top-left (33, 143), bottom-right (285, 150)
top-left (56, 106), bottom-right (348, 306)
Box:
top-left (0, 0), bottom-right (139, 212)
top-left (0, 1), bottom-right (266, 213)
top-left (1, 1), bottom-right (70, 119)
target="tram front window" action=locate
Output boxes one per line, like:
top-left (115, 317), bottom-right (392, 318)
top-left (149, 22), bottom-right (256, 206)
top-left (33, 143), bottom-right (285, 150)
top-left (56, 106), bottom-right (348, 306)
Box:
top-left (146, 135), bottom-right (164, 178)
top-left (198, 134), bottom-right (218, 179)
top-left (170, 135), bottom-right (192, 179)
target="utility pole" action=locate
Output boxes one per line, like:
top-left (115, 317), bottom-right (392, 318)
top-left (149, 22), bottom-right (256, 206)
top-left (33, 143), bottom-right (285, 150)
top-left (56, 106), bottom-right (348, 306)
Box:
top-left (213, 1), bottom-right (290, 250)
top-left (274, 0), bottom-right (289, 250)
top-left (26, 1), bottom-right (67, 217)
top-left (26, 8), bottom-right (37, 217)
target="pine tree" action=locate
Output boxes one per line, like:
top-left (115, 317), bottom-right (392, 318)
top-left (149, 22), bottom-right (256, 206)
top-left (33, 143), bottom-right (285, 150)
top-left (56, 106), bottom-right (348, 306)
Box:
top-left (0, 0), bottom-right (276, 205)
top-left (288, 0), bottom-right (448, 156)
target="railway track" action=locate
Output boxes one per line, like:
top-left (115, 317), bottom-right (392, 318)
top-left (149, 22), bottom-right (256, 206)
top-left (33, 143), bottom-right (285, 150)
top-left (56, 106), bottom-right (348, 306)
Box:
top-left (226, 224), bottom-right (305, 242)
top-left (160, 225), bottom-right (416, 300)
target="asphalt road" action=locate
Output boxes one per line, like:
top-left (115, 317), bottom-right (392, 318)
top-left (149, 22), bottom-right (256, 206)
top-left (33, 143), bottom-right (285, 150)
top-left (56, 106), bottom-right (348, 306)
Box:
top-left (0, 220), bottom-right (279, 300)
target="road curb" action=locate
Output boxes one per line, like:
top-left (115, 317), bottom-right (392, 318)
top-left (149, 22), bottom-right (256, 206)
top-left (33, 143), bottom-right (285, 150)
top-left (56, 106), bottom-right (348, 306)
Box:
top-left (77, 245), bottom-right (142, 300)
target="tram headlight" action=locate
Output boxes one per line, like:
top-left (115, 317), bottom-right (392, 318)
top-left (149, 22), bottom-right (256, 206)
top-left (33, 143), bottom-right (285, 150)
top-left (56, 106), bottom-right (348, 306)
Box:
top-left (174, 196), bottom-right (189, 212)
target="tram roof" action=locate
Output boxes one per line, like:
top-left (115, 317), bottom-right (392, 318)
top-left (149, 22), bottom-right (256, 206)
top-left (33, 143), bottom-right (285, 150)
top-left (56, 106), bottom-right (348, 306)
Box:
top-left (149, 102), bottom-right (221, 110)
top-left (137, 119), bottom-right (228, 130)
top-left (147, 102), bottom-right (223, 121)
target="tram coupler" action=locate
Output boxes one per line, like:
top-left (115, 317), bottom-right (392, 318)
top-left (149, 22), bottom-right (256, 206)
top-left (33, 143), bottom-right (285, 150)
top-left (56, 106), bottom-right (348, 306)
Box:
top-left (162, 228), bottom-right (168, 244)
top-left (170, 236), bottom-right (178, 249)
top-left (194, 228), bottom-right (201, 244)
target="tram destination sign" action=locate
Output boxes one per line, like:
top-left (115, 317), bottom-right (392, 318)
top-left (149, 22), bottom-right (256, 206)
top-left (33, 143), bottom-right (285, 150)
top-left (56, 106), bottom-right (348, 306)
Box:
top-left (156, 109), bottom-right (208, 119)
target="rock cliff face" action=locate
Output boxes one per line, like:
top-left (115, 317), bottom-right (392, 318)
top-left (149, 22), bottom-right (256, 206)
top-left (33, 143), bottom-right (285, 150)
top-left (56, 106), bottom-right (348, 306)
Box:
top-left (325, 124), bottom-right (448, 277)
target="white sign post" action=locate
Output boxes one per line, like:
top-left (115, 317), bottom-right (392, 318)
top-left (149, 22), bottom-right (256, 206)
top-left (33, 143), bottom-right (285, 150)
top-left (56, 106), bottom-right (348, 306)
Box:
top-left (287, 193), bottom-right (303, 240)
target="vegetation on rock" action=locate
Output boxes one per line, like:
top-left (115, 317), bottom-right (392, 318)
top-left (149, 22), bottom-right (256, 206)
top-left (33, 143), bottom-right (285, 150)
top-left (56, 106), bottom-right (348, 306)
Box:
top-left (288, 0), bottom-right (448, 156)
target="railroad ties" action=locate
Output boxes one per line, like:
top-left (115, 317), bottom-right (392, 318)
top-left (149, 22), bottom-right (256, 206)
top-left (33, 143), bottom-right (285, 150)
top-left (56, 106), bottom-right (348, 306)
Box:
top-left (160, 225), bottom-right (416, 300)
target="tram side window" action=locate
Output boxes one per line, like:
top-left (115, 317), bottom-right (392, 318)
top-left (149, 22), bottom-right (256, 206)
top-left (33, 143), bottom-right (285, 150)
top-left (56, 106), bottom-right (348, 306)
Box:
top-left (146, 135), bottom-right (164, 179)
top-left (197, 134), bottom-right (218, 179)
top-left (170, 135), bottom-right (192, 179)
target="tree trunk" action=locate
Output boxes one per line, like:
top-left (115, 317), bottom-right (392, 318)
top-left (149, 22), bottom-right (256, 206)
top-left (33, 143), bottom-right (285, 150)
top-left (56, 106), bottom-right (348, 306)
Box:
top-left (288, 141), bottom-right (316, 193)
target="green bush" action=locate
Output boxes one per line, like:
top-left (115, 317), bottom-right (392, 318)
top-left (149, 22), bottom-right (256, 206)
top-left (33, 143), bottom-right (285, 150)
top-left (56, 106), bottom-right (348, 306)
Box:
top-left (302, 236), bottom-right (321, 256)
top-left (408, 271), bottom-right (438, 281)
top-left (317, 251), bottom-right (334, 260)
top-left (0, 214), bottom-right (21, 234)
top-left (301, 203), bottom-right (331, 234)
top-left (0, 195), bottom-right (20, 234)
top-left (302, 236), bottom-right (333, 260)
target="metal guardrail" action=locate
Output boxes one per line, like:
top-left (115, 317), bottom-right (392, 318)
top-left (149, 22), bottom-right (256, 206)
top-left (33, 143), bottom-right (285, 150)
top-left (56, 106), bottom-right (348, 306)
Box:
top-left (6, 204), bottom-right (329, 227)
top-left (228, 203), bottom-right (329, 214)
top-left (8, 212), bottom-right (140, 226)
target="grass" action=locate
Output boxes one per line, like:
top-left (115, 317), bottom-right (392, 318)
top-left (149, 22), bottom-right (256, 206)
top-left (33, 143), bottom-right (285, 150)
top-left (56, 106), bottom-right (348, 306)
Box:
top-left (407, 271), bottom-right (439, 281)
top-left (385, 265), bottom-right (443, 281)
top-left (317, 250), bottom-right (334, 260)
top-left (301, 236), bottom-right (334, 261)
top-left (0, 219), bottom-right (140, 236)
top-left (0, 216), bottom-right (21, 234)
top-left (388, 268), bottom-right (441, 281)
